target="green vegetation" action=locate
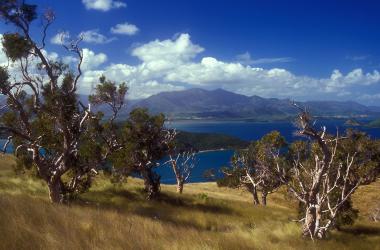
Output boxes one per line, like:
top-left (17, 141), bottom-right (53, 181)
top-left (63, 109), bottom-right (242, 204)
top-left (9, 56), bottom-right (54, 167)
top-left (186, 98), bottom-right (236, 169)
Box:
top-left (174, 131), bottom-right (249, 151)
top-left (1, 1), bottom-right (380, 248)
top-left (344, 119), bottom-right (362, 126)
top-left (218, 112), bottom-right (380, 239)
top-left (1, 155), bottom-right (380, 249)
top-left (367, 119), bottom-right (380, 128)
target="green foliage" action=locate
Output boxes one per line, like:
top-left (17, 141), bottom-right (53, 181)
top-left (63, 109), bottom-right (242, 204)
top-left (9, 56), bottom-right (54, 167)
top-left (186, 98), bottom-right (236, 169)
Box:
top-left (1, 33), bottom-right (33, 61)
top-left (218, 131), bottom-right (286, 197)
top-left (0, 66), bottom-right (9, 91)
top-left (89, 75), bottom-right (128, 106)
top-left (217, 166), bottom-right (242, 188)
top-left (116, 108), bottom-right (168, 171)
top-left (0, 1), bottom-right (38, 24)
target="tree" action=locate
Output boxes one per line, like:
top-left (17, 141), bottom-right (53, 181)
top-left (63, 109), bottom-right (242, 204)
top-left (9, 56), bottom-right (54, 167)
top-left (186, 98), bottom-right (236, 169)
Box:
top-left (88, 75), bottom-right (128, 166)
top-left (371, 203), bottom-right (380, 222)
top-left (168, 149), bottom-right (197, 194)
top-left (0, 1), bottom-right (96, 203)
top-left (274, 109), bottom-right (380, 239)
top-left (218, 131), bottom-right (286, 206)
top-left (111, 108), bottom-right (173, 200)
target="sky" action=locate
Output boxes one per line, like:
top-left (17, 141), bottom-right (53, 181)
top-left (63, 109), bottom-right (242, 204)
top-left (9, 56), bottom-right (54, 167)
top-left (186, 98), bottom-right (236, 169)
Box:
top-left (1, 0), bottom-right (380, 105)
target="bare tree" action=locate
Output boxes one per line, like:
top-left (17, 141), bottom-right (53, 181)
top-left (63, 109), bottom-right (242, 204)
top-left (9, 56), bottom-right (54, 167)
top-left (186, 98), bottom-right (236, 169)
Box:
top-left (229, 152), bottom-right (261, 205)
top-left (219, 131), bottom-right (285, 206)
top-left (274, 108), bottom-right (378, 239)
top-left (0, 1), bottom-right (96, 203)
top-left (168, 150), bottom-right (197, 194)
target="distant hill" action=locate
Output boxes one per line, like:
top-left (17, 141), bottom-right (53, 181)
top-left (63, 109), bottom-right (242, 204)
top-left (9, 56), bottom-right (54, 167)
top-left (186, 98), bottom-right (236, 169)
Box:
top-left (130, 88), bottom-right (380, 121)
top-left (2, 89), bottom-right (380, 121)
top-left (174, 131), bottom-right (249, 151)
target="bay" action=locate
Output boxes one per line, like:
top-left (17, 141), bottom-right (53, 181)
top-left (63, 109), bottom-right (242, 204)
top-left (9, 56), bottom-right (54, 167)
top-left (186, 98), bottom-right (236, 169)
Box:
top-left (160, 119), bottom-right (380, 183)
top-left (1, 119), bottom-right (379, 184)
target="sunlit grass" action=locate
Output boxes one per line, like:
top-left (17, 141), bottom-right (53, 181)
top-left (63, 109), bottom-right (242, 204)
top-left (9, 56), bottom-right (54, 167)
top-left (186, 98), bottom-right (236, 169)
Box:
top-left (0, 154), bottom-right (379, 250)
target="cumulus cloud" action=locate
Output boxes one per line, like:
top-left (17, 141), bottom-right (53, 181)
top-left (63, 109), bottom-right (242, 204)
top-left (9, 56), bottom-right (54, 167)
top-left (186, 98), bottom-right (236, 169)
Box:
top-left (50, 31), bottom-right (70, 45)
top-left (80, 64), bottom-right (185, 99)
top-left (51, 30), bottom-right (115, 45)
top-left (236, 52), bottom-right (294, 65)
top-left (0, 35), bottom-right (8, 66)
top-left (131, 33), bottom-right (204, 72)
top-left (3, 31), bottom-right (380, 105)
top-left (59, 48), bottom-right (107, 71)
top-left (110, 22), bottom-right (139, 35)
top-left (77, 33), bottom-right (380, 104)
top-left (81, 49), bottom-right (108, 71)
top-left (82, 0), bottom-right (126, 11)
top-left (80, 30), bottom-right (116, 44)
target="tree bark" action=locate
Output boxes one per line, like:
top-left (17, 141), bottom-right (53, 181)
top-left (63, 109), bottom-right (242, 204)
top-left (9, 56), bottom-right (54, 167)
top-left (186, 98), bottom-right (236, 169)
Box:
top-left (177, 179), bottom-right (184, 194)
top-left (249, 185), bottom-right (260, 205)
top-left (48, 177), bottom-right (64, 204)
top-left (302, 203), bottom-right (325, 239)
top-left (261, 191), bottom-right (267, 206)
top-left (143, 168), bottom-right (160, 200)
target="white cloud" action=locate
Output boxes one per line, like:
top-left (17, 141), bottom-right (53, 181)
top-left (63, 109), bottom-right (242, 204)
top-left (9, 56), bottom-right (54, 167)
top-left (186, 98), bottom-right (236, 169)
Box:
top-left (236, 52), bottom-right (294, 65)
top-left (82, 0), bottom-right (126, 11)
top-left (63, 48), bottom-right (108, 71)
top-left (0, 35), bottom-right (8, 66)
top-left (81, 49), bottom-right (108, 71)
top-left (131, 33), bottom-right (204, 72)
top-left (51, 30), bottom-right (115, 45)
top-left (110, 22), bottom-right (139, 35)
top-left (80, 30), bottom-right (115, 44)
top-left (50, 31), bottom-right (70, 45)
top-left (74, 33), bottom-right (380, 104)
top-left (3, 32), bottom-right (380, 105)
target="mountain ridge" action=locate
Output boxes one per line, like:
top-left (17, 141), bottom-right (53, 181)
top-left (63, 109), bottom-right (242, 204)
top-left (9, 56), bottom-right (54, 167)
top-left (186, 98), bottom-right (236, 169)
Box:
top-left (129, 88), bottom-right (380, 120)
top-left (2, 88), bottom-right (379, 121)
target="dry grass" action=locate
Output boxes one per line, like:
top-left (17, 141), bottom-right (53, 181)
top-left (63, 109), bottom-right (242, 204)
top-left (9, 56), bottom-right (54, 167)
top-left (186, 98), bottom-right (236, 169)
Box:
top-left (0, 154), bottom-right (380, 250)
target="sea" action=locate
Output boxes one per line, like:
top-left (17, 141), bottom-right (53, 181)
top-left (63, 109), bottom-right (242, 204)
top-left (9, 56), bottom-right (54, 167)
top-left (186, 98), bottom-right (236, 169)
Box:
top-left (1, 119), bottom-right (379, 184)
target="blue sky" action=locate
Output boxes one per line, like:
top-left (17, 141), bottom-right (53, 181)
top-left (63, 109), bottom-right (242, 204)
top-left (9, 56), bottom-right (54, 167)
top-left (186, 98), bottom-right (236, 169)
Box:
top-left (1, 0), bottom-right (380, 105)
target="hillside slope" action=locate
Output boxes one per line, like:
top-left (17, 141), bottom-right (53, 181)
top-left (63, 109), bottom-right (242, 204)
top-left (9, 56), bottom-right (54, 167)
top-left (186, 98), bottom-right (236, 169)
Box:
top-left (0, 155), bottom-right (379, 250)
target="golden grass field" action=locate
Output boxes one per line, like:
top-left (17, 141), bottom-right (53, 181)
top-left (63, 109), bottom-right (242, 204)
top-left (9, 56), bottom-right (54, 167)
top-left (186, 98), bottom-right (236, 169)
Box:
top-left (0, 154), bottom-right (379, 250)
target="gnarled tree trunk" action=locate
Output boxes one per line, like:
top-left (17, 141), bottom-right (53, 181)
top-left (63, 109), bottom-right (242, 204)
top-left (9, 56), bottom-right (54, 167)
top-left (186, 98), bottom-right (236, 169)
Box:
top-left (48, 176), bottom-right (65, 204)
top-left (249, 185), bottom-right (260, 205)
top-left (261, 191), bottom-right (267, 206)
top-left (302, 198), bottom-right (325, 239)
top-left (177, 179), bottom-right (184, 194)
top-left (143, 168), bottom-right (161, 200)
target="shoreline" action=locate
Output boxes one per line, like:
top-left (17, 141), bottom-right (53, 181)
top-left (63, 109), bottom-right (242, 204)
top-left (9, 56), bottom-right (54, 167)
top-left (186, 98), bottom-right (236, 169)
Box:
top-left (197, 148), bottom-right (233, 154)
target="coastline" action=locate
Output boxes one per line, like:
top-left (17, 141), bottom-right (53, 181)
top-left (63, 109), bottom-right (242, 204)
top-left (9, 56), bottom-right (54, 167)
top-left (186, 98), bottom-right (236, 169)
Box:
top-left (197, 148), bottom-right (233, 154)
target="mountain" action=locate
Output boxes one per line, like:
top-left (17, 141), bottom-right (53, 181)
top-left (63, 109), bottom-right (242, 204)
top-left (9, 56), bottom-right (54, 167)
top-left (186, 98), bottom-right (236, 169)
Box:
top-left (130, 88), bottom-right (380, 120)
top-left (2, 89), bottom-right (380, 121)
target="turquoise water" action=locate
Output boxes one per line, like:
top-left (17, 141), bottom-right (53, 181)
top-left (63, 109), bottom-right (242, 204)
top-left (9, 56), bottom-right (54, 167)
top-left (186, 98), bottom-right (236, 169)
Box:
top-left (1, 120), bottom-right (379, 183)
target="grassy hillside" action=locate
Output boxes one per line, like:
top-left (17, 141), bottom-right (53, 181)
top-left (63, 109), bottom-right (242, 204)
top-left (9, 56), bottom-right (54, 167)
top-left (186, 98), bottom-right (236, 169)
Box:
top-left (0, 155), bottom-right (380, 250)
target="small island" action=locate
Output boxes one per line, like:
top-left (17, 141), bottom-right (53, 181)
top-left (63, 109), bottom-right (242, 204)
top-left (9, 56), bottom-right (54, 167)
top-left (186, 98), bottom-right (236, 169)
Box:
top-left (344, 119), bottom-right (361, 126)
top-left (367, 119), bottom-right (380, 128)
